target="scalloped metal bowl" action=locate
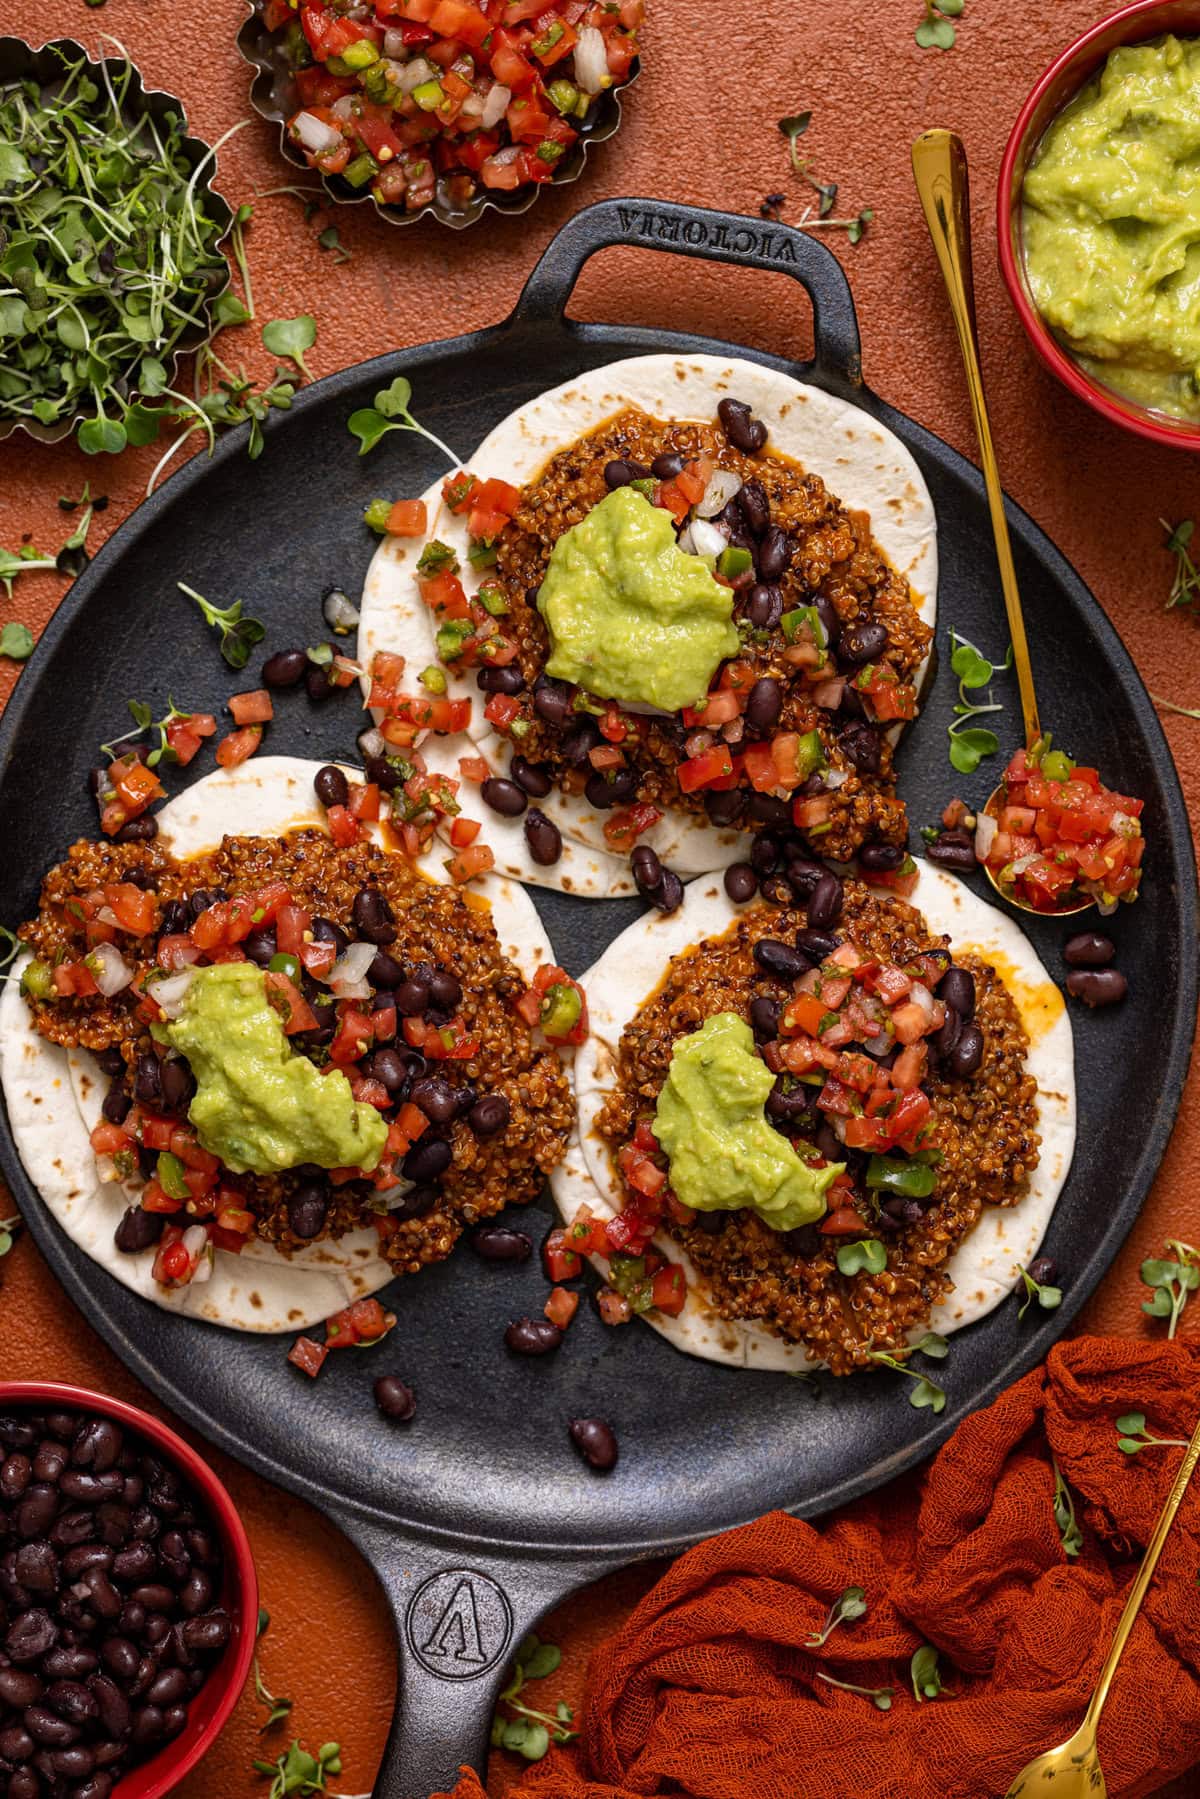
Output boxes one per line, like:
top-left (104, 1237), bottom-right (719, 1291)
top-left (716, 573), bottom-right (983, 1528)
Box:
top-left (0, 36), bottom-right (233, 449)
top-left (237, 0), bottom-right (638, 230)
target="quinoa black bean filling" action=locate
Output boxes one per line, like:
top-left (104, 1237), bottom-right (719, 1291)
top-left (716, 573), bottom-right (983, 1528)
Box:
top-left (473, 403), bottom-right (932, 865)
top-left (18, 830), bottom-right (573, 1284)
top-left (595, 882), bottom-right (1040, 1375)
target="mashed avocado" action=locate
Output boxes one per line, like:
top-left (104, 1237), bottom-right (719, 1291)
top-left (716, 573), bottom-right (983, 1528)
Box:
top-left (536, 487), bottom-right (740, 713)
top-left (652, 1012), bottom-right (842, 1232)
top-left (1022, 34), bottom-right (1200, 420)
top-left (167, 964), bottom-right (387, 1176)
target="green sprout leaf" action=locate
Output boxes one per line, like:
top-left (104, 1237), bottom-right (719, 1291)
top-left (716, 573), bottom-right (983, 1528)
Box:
top-left (836, 1239), bottom-right (888, 1277)
top-left (1163, 516), bottom-right (1200, 612)
top-left (262, 316), bottom-right (317, 382)
top-left (1139, 1239), bottom-right (1200, 1338)
top-left (1114, 1410), bottom-right (1187, 1455)
top-left (348, 377), bottom-right (460, 465)
top-left (814, 1671), bottom-right (893, 1710)
top-left (178, 582), bottom-right (266, 671)
top-left (0, 622), bottom-right (35, 662)
top-left (945, 629), bottom-right (1010, 773)
top-left (0, 1212), bottom-right (20, 1257)
top-left (915, 16), bottom-right (955, 48)
top-left (491, 1632), bottom-right (578, 1762)
top-left (778, 112), bottom-right (812, 172)
top-left (806, 1584), bottom-right (867, 1648)
top-left (1016, 1263), bottom-right (1063, 1321)
top-left (1052, 1458), bottom-right (1082, 1559)
top-left (910, 1644), bottom-right (947, 1701)
top-left (868, 1340), bottom-right (949, 1413)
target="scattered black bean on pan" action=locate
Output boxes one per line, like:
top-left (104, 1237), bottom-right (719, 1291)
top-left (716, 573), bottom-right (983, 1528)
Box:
top-left (926, 833), bottom-right (977, 872)
top-left (373, 1377), bottom-right (417, 1422)
top-left (1066, 968), bottom-right (1127, 1009)
top-left (1063, 932), bottom-right (1116, 968)
top-left (471, 1226), bottom-right (532, 1264)
top-left (261, 649), bottom-right (307, 688)
top-left (568, 1418), bottom-right (619, 1472)
top-left (1027, 1256), bottom-right (1059, 1288)
top-left (505, 1318), bottom-right (563, 1356)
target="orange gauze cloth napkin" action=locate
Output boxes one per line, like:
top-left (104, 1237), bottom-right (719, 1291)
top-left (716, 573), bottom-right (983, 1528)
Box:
top-left (439, 1336), bottom-right (1200, 1799)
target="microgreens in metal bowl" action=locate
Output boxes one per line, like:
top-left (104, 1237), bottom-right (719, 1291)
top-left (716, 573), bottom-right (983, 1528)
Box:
top-left (0, 36), bottom-right (233, 449)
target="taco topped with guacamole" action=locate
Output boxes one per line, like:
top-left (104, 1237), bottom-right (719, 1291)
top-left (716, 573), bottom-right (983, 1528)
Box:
top-left (358, 353), bottom-right (937, 898)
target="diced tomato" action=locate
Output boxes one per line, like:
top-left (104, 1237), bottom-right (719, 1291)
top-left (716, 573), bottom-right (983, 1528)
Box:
top-left (110, 754), bottom-right (165, 812)
top-left (890, 1001), bottom-right (933, 1046)
top-left (483, 693), bottom-right (521, 732)
top-left (781, 994), bottom-right (830, 1039)
top-left (602, 802), bottom-right (661, 854)
top-left (226, 883), bottom-right (291, 942)
top-left (275, 904), bottom-right (311, 959)
top-left (418, 567), bottom-right (470, 618)
top-left (90, 1120), bottom-right (132, 1158)
top-left (742, 742), bottom-right (779, 793)
top-left (445, 843), bottom-right (495, 882)
top-left (326, 804), bottom-right (361, 848)
top-left (228, 690), bottom-right (274, 727)
top-left (567, 1208), bottom-right (610, 1257)
top-left (102, 882), bottom-right (158, 937)
top-left (543, 1228), bottom-right (582, 1283)
top-left (891, 1043), bottom-right (928, 1092)
top-left (819, 1205), bottom-right (868, 1236)
top-left (650, 1264), bottom-right (687, 1316)
top-left (288, 1336), bottom-right (329, 1378)
top-left (544, 1287), bottom-right (580, 1329)
top-left (264, 971), bottom-right (319, 1034)
top-left (449, 815), bottom-right (481, 847)
top-left (617, 1145), bottom-right (665, 1198)
top-left (326, 1296), bottom-right (395, 1347)
top-left (386, 498), bottom-right (428, 537)
top-left (682, 689), bottom-right (741, 729)
top-left (330, 1006), bottom-right (374, 1065)
top-left (678, 745), bottom-right (734, 793)
top-left (215, 726), bottom-right (262, 768)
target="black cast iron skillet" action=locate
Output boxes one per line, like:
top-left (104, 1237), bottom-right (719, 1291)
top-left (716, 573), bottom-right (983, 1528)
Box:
top-left (0, 199), bottom-right (1194, 1797)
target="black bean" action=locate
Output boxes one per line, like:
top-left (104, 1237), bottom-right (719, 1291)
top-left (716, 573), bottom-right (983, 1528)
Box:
top-left (717, 397), bottom-right (766, 454)
top-left (100, 1083), bottom-right (130, 1127)
top-left (467, 1095), bottom-right (510, 1138)
top-left (509, 755), bottom-right (552, 799)
top-left (505, 1318), bottom-right (563, 1356)
top-left (352, 887), bottom-right (396, 945)
top-left (310, 916), bottom-right (349, 957)
top-left (858, 841), bottom-right (905, 873)
top-left (568, 1417), bottom-right (618, 1471)
top-left (95, 1047), bottom-right (126, 1078)
top-left (471, 1226), bottom-right (532, 1264)
top-left (1063, 932), bottom-right (1116, 968)
top-left (531, 675), bottom-right (572, 725)
top-left (524, 810), bottom-right (562, 866)
top-left (937, 966), bottom-right (976, 1019)
top-left (929, 1008), bottom-right (962, 1063)
top-left (654, 870), bottom-right (684, 915)
top-left (131, 1054), bottom-right (161, 1108)
top-left (110, 1542), bottom-right (156, 1584)
top-left (603, 458), bottom-right (635, 488)
top-left (392, 974), bottom-right (430, 1018)
top-left (704, 787), bottom-right (745, 827)
top-left (926, 838), bottom-right (978, 872)
top-left (815, 595), bottom-right (841, 656)
top-left (313, 765), bottom-right (349, 810)
top-left (129, 1704), bottom-right (164, 1749)
top-left (477, 663), bottom-right (526, 695)
top-left (631, 845), bottom-right (662, 896)
top-left (428, 969), bottom-right (462, 1012)
top-left (807, 871), bottom-right (844, 930)
top-left (389, 1184), bottom-right (440, 1222)
top-left (753, 939), bottom-right (809, 983)
top-left (838, 620), bottom-right (888, 665)
top-left (24, 1706), bottom-right (78, 1748)
top-left (158, 1059), bottom-right (194, 1114)
top-left (766, 1077), bottom-right (815, 1124)
top-left (14, 1543), bottom-right (56, 1595)
top-left (0, 1670), bottom-right (42, 1708)
top-left (561, 717), bottom-right (602, 766)
top-left (743, 677), bottom-right (783, 737)
top-left (59, 1472), bottom-right (122, 1506)
top-left (724, 863), bottom-right (757, 903)
top-left (364, 753), bottom-right (404, 792)
top-left (242, 927), bottom-right (278, 967)
top-left (46, 1682), bottom-right (97, 1727)
top-left (785, 861), bottom-right (824, 903)
top-left (5, 1610), bottom-right (57, 1664)
top-left (408, 1075), bottom-right (458, 1126)
top-left (401, 1137), bottom-right (453, 1183)
top-left (749, 996), bottom-right (782, 1043)
top-left (1027, 1256), bottom-right (1059, 1287)
top-left (259, 648), bottom-right (306, 688)
top-left (737, 477), bottom-right (770, 536)
top-left (748, 791), bottom-right (790, 828)
top-left (757, 524), bottom-right (790, 582)
top-left (947, 1022), bottom-right (984, 1079)
top-left (115, 816), bottom-right (158, 844)
top-left (305, 656), bottom-right (336, 702)
top-left (743, 582), bottom-right (783, 632)
top-left (481, 777), bottom-right (527, 818)
top-left (48, 1509), bottom-right (95, 1549)
top-left (373, 1377), bottom-right (416, 1422)
top-left (1, 1451), bottom-right (32, 1501)
top-left (584, 768), bottom-right (636, 809)
top-left (838, 721), bottom-right (881, 774)
top-left (1066, 968), bottom-right (1127, 1009)
top-left (644, 450), bottom-right (680, 482)
top-left (281, 1180), bottom-right (327, 1242)
top-left (750, 833), bottom-right (779, 876)
top-left (16, 1488), bottom-right (57, 1540)
top-left (0, 1722), bottom-right (35, 1762)
top-left (114, 1208), bottom-right (162, 1256)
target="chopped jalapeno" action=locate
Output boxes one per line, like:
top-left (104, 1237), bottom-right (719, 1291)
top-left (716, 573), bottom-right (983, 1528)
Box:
top-left (865, 1155), bottom-right (936, 1198)
top-left (716, 545), bottom-right (754, 579)
top-left (20, 959), bottom-right (53, 999)
top-left (436, 619), bottom-right (473, 661)
top-left (268, 951), bottom-right (301, 982)
top-left (416, 540), bottom-right (457, 576)
top-left (156, 1151), bottom-right (191, 1202)
top-left (419, 664), bottom-right (448, 693)
top-left (795, 729), bottom-right (827, 780)
top-left (781, 604), bottom-right (827, 648)
top-left (340, 38), bottom-right (379, 69)
top-left (540, 982), bottom-right (582, 1039)
top-left (476, 582), bottom-right (509, 616)
top-left (343, 153), bottom-right (378, 188)
top-left (363, 498), bottom-right (392, 534)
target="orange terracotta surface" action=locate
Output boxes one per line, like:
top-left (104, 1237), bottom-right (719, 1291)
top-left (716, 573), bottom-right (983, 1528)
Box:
top-left (1, 0), bottom-right (1199, 1793)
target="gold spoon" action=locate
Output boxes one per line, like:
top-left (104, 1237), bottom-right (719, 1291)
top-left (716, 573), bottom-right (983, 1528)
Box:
top-left (1001, 1405), bottom-right (1200, 1797)
top-left (911, 128), bottom-right (1089, 918)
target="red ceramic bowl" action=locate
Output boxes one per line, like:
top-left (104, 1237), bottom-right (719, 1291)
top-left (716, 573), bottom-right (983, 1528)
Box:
top-left (0, 1382), bottom-right (257, 1799)
top-left (997, 0), bottom-right (1200, 450)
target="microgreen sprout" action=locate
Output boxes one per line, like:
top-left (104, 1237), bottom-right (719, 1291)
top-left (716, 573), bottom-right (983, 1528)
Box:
top-left (814, 1671), bottom-right (893, 1711)
top-left (776, 112), bottom-right (837, 215)
top-left (868, 1333), bottom-right (948, 1412)
top-left (252, 1740), bottom-right (346, 1797)
top-left (1115, 1411), bottom-right (1188, 1455)
top-left (946, 629), bottom-right (1012, 773)
top-left (910, 1644), bottom-right (948, 1701)
top-left (1153, 694), bottom-right (1200, 720)
top-left (490, 1633), bottom-right (579, 1763)
top-left (348, 376), bottom-right (461, 464)
top-left (262, 316), bottom-right (317, 382)
top-left (0, 1211), bottom-right (19, 1257)
top-left (0, 926), bottom-right (20, 976)
top-left (0, 546), bottom-right (57, 599)
top-left (1139, 1239), bottom-right (1200, 1337)
top-left (915, 0), bottom-right (964, 51)
top-left (1016, 1263), bottom-right (1062, 1320)
top-left (836, 1239), bottom-right (887, 1277)
top-left (806, 1585), bottom-right (867, 1648)
top-left (101, 696), bottom-right (193, 765)
top-left (1052, 1459), bottom-right (1082, 1558)
top-left (178, 582), bottom-right (266, 671)
top-left (0, 623), bottom-right (35, 662)
top-left (253, 1609), bottom-right (294, 1732)
top-left (1162, 518), bottom-right (1200, 612)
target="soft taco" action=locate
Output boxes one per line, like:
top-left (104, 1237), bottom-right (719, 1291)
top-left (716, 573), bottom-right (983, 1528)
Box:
top-left (0, 758), bottom-right (580, 1333)
top-left (550, 860), bottom-right (1074, 1372)
top-left (357, 352), bottom-right (937, 899)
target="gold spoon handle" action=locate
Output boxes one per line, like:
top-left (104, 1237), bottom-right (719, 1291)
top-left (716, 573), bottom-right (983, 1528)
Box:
top-left (1082, 1406), bottom-right (1200, 1731)
top-left (911, 128), bottom-right (1041, 750)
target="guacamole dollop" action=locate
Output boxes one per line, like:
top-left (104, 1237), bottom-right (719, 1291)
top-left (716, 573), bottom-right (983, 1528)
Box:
top-left (651, 1012), bottom-right (842, 1232)
top-left (167, 963), bottom-right (388, 1176)
top-left (536, 487), bottom-right (740, 713)
top-left (1022, 34), bottom-right (1200, 420)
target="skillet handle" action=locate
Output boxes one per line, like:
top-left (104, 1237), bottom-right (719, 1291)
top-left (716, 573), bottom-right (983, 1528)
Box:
top-left (511, 196), bottom-right (863, 390)
top-left (336, 1512), bottom-right (603, 1799)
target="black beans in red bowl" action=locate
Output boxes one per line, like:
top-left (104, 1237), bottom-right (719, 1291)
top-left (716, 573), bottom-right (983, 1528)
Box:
top-left (0, 1384), bottom-right (256, 1799)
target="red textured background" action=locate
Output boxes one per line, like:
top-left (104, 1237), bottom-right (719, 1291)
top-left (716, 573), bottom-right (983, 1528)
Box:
top-left (1, 1), bottom-right (1199, 1793)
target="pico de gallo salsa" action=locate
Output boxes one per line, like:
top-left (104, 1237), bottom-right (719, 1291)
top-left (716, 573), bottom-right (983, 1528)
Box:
top-left (979, 740), bottom-right (1145, 914)
top-left (269, 0), bottom-right (642, 214)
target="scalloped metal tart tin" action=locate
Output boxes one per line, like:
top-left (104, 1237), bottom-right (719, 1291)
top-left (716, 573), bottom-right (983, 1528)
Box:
top-left (237, 0), bottom-right (638, 230)
top-left (0, 36), bottom-right (233, 448)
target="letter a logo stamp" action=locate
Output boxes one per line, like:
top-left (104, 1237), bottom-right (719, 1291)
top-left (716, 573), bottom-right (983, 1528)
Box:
top-left (405, 1569), bottom-right (513, 1680)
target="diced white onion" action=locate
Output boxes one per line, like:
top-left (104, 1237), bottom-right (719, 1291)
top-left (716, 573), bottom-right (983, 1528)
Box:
top-left (721, 716), bottom-right (745, 746)
top-left (293, 110), bottom-right (343, 154)
top-left (330, 939), bottom-right (377, 998)
top-left (331, 95), bottom-right (358, 124)
top-left (95, 1155), bottom-right (121, 1185)
top-left (862, 1032), bottom-right (893, 1060)
top-left (908, 980), bottom-right (935, 1021)
top-left (324, 588), bottom-right (360, 633)
top-left (685, 729), bottom-right (714, 758)
top-left (829, 1117), bottom-right (848, 1143)
top-left (359, 726), bottom-right (386, 760)
top-left (812, 677), bottom-right (845, 710)
top-left (974, 812), bottom-right (998, 862)
top-left (1109, 810), bottom-right (1134, 837)
top-left (460, 89), bottom-right (486, 119)
top-left (486, 144), bottom-right (523, 169)
top-left (481, 82), bottom-right (511, 130)
top-left (380, 1182), bottom-right (415, 1210)
top-left (574, 25), bottom-right (608, 94)
top-left (383, 29), bottom-right (407, 56)
top-left (822, 769), bottom-right (849, 790)
top-left (679, 517), bottom-right (727, 560)
top-left (694, 468), bottom-right (742, 520)
top-left (151, 968), bottom-right (197, 1020)
top-left (89, 942), bottom-right (134, 998)
top-left (1095, 893), bottom-right (1118, 916)
top-left (182, 1225), bottom-right (208, 1261)
top-left (399, 56), bottom-right (436, 93)
top-left (1010, 852), bottom-right (1039, 876)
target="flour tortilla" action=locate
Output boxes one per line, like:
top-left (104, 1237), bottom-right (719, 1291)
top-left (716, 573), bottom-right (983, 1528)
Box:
top-left (0, 757), bottom-right (558, 1333)
top-left (550, 863), bottom-right (1075, 1371)
top-left (357, 352), bottom-right (938, 897)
